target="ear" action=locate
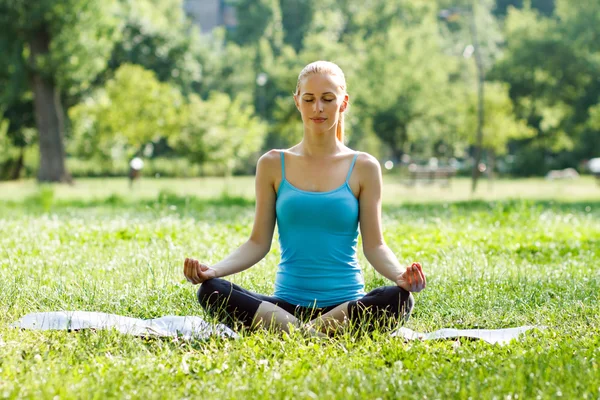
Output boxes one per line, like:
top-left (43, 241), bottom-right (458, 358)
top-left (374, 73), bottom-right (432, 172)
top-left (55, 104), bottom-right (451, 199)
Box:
top-left (293, 94), bottom-right (301, 111)
top-left (340, 94), bottom-right (349, 113)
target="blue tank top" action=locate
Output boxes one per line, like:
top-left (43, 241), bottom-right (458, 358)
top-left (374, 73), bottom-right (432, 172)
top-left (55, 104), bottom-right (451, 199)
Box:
top-left (274, 151), bottom-right (366, 307)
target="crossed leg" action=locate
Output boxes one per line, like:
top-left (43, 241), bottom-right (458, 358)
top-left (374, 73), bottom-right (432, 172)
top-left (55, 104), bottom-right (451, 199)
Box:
top-left (197, 278), bottom-right (413, 336)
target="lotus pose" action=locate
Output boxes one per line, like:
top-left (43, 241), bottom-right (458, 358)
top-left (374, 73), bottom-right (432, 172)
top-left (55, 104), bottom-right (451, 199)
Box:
top-left (184, 61), bottom-right (426, 336)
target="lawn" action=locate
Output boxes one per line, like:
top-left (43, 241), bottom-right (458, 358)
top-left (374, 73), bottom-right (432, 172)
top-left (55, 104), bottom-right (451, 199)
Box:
top-left (0, 177), bottom-right (599, 399)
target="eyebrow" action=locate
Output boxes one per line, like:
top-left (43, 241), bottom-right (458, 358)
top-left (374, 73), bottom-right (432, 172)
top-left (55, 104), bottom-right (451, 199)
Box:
top-left (302, 92), bottom-right (336, 96)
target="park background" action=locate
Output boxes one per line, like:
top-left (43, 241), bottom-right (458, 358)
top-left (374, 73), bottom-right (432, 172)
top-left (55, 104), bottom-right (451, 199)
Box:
top-left (0, 0), bottom-right (599, 399)
top-left (1, 0), bottom-right (599, 183)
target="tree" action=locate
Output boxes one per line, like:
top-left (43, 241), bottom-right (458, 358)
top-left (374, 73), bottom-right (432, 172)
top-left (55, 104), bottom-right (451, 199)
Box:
top-left (589, 104), bottom-right (600, 131)
top-left (459, 81), bottom-right (535, 180)
top-left (493, 0), bottom-right (555, 16)
top-left (170, 93), bottom-right (268, 176)
top-left (353, 5), bottom-right (460, 162)
top-left (0, 0), bottom-right (120, 182)
top-left (490, 1), bottom-right (600, 173)
top-left (0, 118), bottom-right (20, 179)
top-left (437, 0), bottom-right (504, 191)
top-left (227, 0), bottom-right (284, 50)
top-left (104, 0), bottom-right (203, 96)
top-left (68, 65), bottom-right (185, 163)
top-left (280, 0), bottom-right (315, 52)
top-left (0, 100), bottom-right (36, 180)
top-left (0, 28), bottom-right (37, 180)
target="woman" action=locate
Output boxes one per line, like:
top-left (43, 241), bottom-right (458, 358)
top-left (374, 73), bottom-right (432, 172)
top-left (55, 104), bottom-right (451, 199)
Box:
top-left (184, 61), bottom-right (426, 336)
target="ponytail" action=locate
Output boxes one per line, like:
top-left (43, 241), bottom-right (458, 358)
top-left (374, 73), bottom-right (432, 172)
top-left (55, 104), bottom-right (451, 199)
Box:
top-left (336, 111), bottom-right (344, 142)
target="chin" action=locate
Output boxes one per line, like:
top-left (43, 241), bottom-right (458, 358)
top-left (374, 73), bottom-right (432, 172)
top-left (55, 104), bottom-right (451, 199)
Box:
top-left (308, 122), bottom-right (334, 134)
top-left (312, 127), bottom-right (331, 136)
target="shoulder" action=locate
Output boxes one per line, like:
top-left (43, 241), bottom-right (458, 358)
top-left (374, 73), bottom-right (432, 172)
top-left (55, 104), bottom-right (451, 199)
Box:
top-left (257, 149), bottom-right (283, 172)
top-left (354, 151), bottom-right (382, 179)
top-left (258, 149), bottom-right (282, 164)
top-left (256, 149), bottom-right (285, 177)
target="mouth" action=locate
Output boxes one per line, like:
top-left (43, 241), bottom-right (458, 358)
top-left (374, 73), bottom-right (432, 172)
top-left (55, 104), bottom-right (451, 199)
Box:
top-left (310, 118), bottom-right (327, 123)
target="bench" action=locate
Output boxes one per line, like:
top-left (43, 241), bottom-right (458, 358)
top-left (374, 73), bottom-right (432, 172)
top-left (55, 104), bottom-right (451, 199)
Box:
top-left (404, 165), bottom-right (456, 187)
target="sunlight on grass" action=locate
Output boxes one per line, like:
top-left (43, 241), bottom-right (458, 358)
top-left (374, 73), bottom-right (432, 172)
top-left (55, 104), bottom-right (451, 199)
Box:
top-left (0, 175), bottom-right (598, 204)
top-left (0, 178), bottom-right (598, 398)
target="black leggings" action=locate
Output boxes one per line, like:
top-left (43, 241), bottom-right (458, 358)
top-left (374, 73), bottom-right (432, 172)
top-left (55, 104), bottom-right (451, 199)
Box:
top-left (197, 278), bottom-right (414, 331)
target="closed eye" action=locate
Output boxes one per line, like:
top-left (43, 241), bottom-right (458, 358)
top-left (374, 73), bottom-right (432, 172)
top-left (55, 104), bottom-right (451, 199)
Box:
top-left (303, 98), bottom-right (335, 103)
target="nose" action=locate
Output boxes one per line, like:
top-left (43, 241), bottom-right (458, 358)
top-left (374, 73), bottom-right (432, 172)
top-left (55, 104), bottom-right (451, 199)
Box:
top-left (313, 100), bottom-right (324, 113)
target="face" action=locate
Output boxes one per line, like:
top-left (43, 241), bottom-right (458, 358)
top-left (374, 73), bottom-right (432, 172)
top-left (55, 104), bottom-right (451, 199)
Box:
top-left (294, 73), bottom-right (348, 133)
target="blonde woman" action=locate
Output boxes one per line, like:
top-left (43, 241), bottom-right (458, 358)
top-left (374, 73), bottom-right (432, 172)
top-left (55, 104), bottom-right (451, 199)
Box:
top-left (184, 61), bottom-right (426, 335)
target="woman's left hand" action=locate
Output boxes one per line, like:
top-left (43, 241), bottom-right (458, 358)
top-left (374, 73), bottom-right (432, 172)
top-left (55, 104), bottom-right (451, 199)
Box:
top-left (396, 262), bottom-right (426, 292)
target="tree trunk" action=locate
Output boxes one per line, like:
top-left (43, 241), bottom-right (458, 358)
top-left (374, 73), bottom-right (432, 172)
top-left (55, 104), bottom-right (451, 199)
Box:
top-left (8, 149), bottom-right (24, 180)
top-left (29, 25), bottom-right (70, 183)
top-left (470, 6), bottom-right (485, 194)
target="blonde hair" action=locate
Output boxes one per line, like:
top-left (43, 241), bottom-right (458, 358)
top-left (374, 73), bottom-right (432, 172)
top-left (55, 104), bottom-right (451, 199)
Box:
top-left (295, 61), bottom-right (347, 142)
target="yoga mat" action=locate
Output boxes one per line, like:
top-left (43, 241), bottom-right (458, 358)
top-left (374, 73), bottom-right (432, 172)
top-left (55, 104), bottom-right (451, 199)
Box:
top-left (11, 312), bottom-right (540, 344)
top-left (392, 326), bottom-right (541, 345)
top-left (11, 311), bottom-right (237, 340)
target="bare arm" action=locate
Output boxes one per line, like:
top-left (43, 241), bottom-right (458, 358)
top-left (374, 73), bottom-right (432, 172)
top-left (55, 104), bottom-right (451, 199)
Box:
top-left (184, 151), bottom-right (278, 283)
top-left (358, 154), bottom-right (426, 292)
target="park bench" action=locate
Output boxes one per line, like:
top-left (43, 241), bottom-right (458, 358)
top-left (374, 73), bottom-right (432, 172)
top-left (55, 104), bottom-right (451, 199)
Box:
top-left (404, 165), bottom-right (456, 187)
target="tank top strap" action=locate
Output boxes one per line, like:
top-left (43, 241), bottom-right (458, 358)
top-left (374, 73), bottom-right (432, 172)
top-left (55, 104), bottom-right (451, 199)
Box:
top-left (280, 151), bottom-right (286, 180)
top-left (345, 152), bottom-right (359, 183)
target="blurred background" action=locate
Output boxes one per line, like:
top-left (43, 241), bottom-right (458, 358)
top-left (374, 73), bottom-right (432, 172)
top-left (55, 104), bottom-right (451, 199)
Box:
top-left (0, 0), bottom-right (599, 194)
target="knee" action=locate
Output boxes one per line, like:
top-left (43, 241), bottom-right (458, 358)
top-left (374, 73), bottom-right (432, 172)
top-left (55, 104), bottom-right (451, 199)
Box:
top-left (380, 286), bottom-right (414, 320)
top-left (196, 278), bottom-right (229, 309)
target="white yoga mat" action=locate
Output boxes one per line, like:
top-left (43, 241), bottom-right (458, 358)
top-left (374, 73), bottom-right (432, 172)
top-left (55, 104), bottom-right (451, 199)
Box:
top-left (11, 311), bottom-right (540, 344)
top-left (11, 311), bottom-right (238, 340)
top-left (392, 326), bottom-right (540, 345)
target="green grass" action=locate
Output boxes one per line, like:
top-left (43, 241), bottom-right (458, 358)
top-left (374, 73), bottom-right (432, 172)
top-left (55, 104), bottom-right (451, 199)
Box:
top-left (0, 175), bottom-right (598, 204)
top-left (0, 178), bottom-right (599, 399)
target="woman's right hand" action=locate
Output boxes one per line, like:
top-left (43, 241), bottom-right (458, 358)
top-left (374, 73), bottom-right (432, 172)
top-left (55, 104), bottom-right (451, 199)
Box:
top-left (183, 258), bottom-right (217, 285)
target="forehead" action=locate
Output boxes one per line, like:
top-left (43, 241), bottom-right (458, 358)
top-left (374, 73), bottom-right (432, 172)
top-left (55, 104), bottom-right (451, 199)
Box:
top-left (299, 73), bottom-right (344, 95)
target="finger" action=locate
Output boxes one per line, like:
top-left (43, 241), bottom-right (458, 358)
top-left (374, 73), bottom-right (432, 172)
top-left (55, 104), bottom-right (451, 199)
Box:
top-left (405, 267), bottom-right (412, 289)
top-left (188, 258), bottom-right (198, 283)
top-left (408, 263), bottom-right (419, 290)
top-left (415, 263), bottom-right (426, 289)
top-left (189, 259), bottom-right (201, 284)
top-left (410, 265), bottom-right (419, 291)
top-left (184, 258), bottom-right (192, 282)
top-left (411, 262), bottom-right (424, 290)
top-left (412, 266), bottom-right (423, 291)
top-left (199, 263), bottom-right (209, 272)
top-left (194, 260), bottom-right (204, 284)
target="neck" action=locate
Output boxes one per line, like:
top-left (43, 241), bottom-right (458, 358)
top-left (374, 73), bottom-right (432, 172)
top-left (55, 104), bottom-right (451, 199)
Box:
top-left (299, 125), bottom-right (341, 157)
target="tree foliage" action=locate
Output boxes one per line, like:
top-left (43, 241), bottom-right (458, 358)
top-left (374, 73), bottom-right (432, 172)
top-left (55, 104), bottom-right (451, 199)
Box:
top-left (1, 0), bottom-right (598, 179)
top-left (170, 93), bottom-right (268, 175)
top-left (105, 0), bottom-right (203, 95)
top-left (0, 0), bottom-right (120, 181)
top-left (490, 0), bottom-right (600, 172)
top-left (459, 81), bottom-right (535, 154)
top-left (69, 64), bottom-right (184, 161)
